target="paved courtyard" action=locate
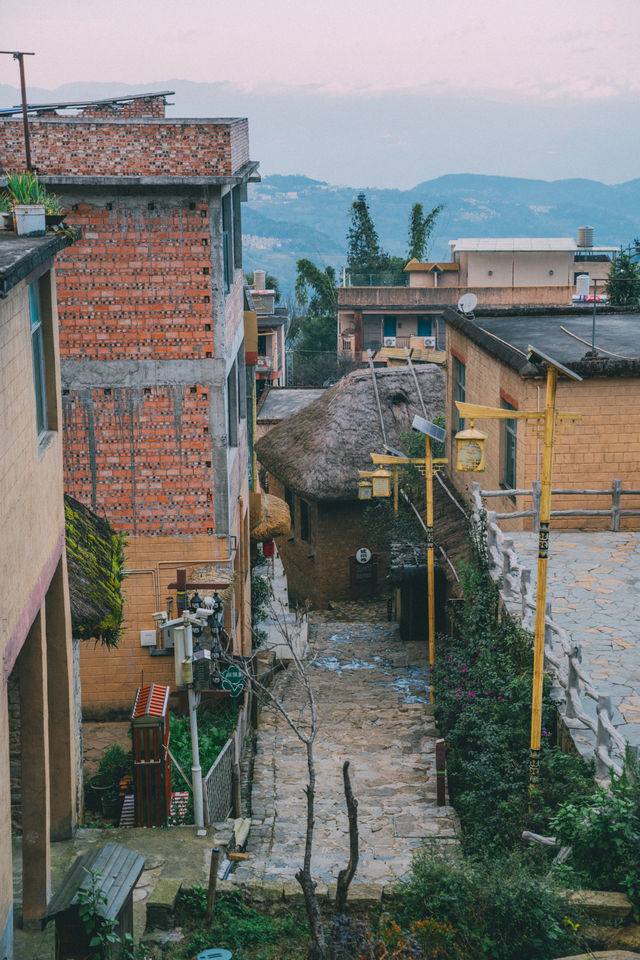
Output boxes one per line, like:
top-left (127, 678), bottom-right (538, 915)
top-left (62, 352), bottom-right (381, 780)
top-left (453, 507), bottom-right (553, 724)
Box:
top-left (233, 620), bottom-right (459, 889)
top-left (511, 530), bottom-right (640, 752)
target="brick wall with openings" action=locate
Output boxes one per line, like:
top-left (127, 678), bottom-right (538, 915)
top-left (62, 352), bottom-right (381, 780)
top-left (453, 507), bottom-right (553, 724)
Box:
top-left (62, 384), bottom-right (215, 537)
top-left (78, 96), bottom-right (167, 119)
top-left (54, 201), bottom-right (215, 360)
top-left (446, 325), bottom-right (640, 531)
top-left (0, 117), bottom-right (249, 177)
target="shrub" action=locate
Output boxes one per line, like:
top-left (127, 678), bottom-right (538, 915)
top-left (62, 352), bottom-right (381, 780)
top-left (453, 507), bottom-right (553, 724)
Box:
top-left (432, 556), bottom-right (593, 853)
top-left (551, 752), bottom-right (640, 905)
top-left (389, 851), bottom-right (582, 960)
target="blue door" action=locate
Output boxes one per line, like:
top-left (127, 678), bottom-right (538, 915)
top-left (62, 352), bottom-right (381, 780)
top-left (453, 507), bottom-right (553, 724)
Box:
top-left (383, 316), bottom-right (397, 338)
top-left (417, 316), bottom-right (432, 336)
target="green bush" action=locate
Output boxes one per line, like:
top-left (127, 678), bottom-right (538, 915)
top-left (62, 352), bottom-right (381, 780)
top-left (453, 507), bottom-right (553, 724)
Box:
top-left (390, 852), bottom-right (583, 960)
top-left (169, 703), bottom-right (238, 821)
top-left (551, 753), bottom-right (640, 905)
top-left (432, 557), bottom-right (594, 853)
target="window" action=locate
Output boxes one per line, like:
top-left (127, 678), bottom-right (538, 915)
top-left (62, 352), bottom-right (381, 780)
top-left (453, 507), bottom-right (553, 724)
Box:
top-left (227, 360), bottom-right (238, 447)
top-left (238, 343), bottom-right (247, 421)
top-left (299, 499), bottom-right (311, 542)
top-left (501, 401), bottom-right (518, 492)
top-left (383, 316), bottom-right (397, 339)
top-left (29, 281), bottom-right (47, 439)
top-left (222, 192), bottom-right (233, 293)
top-left (284, 487), bottom-right (295, 528)
top-left (417, 316), bottom-right (432, 337)
top-left (454, 358), bottom-right (466, 433)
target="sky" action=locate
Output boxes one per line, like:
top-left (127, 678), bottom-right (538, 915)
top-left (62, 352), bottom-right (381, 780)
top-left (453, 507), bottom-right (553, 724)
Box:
top-left (1, 0), bottom-right (639, 187)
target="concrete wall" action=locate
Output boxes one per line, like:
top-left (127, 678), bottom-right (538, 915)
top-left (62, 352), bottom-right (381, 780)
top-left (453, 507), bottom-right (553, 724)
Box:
top-left (445, 324), bottom-right (640, 531)
top-left (1, 265), bottom-right (76, 946)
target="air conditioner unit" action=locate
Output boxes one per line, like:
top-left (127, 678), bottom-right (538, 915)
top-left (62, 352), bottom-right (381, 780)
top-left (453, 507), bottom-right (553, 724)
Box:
top-left (383, 337), bottom-right (397, 347)
top-left (423, 336), bottom-right (436, 348)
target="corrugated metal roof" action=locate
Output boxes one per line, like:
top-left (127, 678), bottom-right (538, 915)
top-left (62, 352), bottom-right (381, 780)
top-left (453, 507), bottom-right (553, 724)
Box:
top-left (132, 683), bottom-right (169, 719)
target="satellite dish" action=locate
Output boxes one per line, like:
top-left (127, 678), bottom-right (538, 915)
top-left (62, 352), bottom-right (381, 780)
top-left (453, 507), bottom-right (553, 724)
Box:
top-left (458, 293), bottom-right (478, 314)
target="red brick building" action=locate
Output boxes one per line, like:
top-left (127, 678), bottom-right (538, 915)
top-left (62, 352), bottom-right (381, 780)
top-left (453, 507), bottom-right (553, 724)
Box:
top-left (1, 92), bottom-right (259, 716)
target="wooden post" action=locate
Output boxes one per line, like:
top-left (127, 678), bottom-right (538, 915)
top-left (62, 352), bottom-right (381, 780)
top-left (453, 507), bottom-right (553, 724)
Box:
top-left (531, 480), bottom-right (541, 532)
top-left (206, 847), bottom-right (221, 922)
top-left (502, 540), bottom-right (513, 598)
top-left (611, 478), bottom-right (622, 531)
top-left (565, 643), bottom-right (581, 719)
top-left (232, 761), bottom-right (242, 818)
top-left (530, 367), bottom-right (558, 795)
top-left (425, 435), bottom-right (436, 703)
top-left (595, 696), bottom-right (613, 781)
top-left (435, 738), bottom-right (446, 807)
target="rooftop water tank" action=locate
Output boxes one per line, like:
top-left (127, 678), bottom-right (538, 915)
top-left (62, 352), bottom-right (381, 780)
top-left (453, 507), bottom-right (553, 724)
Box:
top-left (577, 226), bottom-right (594, 248)
top-left (576, 274), bottom-right (590, 297)
top-left (253, 269), bottom-right (266, 290)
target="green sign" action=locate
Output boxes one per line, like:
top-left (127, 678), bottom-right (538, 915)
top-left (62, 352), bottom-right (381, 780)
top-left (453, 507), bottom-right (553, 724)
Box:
top-left (221, 665), bottom-right (244, 698)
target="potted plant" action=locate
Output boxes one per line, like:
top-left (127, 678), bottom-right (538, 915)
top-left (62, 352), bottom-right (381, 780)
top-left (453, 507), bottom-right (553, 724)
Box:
top-left (3, 172), bottom-right (47, 237)
top-left (0, 195), bottom-right (11, 231)
top-left (44, 191), bottom-right (66, 227)
top-left (85, 744), bottom-right (130, 822)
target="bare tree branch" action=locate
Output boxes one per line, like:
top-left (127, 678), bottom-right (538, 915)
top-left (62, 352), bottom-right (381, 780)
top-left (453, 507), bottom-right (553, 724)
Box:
top-left (334, 761), bottom-right (359, 915)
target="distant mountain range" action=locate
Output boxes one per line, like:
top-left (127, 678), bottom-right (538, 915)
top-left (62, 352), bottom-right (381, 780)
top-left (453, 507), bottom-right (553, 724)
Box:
top-left (243, 173), bottom-right (640, 292)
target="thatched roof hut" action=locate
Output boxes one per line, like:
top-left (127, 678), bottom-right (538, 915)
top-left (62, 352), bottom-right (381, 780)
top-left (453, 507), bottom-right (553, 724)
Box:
top-left (64, 495), bottom-right (125, 647)
top-left (255, 365), bottom-right (445, 501)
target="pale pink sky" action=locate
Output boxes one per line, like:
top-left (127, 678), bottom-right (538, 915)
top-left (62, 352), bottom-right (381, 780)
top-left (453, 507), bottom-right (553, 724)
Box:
top-left (2, 0), bottom-right (639, 100)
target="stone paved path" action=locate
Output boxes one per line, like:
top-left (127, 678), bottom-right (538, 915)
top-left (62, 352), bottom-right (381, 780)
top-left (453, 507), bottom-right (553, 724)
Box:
top-left (234, 620), bottom-right (458, 888)
top-left (511, 531), bottom-right (640, 751)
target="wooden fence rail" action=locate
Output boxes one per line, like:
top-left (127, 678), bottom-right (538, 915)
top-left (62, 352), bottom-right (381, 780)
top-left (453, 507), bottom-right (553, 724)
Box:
top-left (471, 482), bottom-right (628, 781)
top-left (480, 478), bottom-right (640, 531)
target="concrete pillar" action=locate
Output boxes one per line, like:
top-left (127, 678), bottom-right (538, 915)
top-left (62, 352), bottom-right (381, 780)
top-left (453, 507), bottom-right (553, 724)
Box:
top-left (19, 607), bottom-right (51, 928)
top-left (46, 555), bottom-right (77, 840)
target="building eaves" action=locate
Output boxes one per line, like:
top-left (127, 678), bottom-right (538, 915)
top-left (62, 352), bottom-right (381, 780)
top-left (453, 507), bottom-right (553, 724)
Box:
top-left (443, 307), bottom-right (539, 377)
top-left (36, 160), bottom-right (260, 190)
top-left (0, 232), bottom-right (72, 298)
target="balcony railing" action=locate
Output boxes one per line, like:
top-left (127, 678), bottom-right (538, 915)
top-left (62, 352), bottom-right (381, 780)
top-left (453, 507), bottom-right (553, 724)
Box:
top-left (342, 270), bottom-right (409, 288)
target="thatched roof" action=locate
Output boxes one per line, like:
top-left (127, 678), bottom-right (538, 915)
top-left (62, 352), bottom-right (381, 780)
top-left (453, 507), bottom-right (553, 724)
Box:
top-left (250, 492), bottom-right (291, 541)
top-left (255, 365), bottom-right (445, 501)
top-left (64, 495), bottom-right (125, 647)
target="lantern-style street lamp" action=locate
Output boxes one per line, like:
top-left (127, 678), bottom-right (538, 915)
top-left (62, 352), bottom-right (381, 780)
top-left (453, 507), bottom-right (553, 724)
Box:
top-left (454, 422), bottom-right (488, 472)
top-left (455, 344), bottom-right (582, 795)
top-left (360, 416), bottom-right (447, 702)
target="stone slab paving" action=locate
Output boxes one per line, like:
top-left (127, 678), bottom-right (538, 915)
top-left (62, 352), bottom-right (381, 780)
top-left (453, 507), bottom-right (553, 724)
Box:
top-left (233, 620), bottom-right (459, 889)
top-left (510, 530), bottom-right (640, 753)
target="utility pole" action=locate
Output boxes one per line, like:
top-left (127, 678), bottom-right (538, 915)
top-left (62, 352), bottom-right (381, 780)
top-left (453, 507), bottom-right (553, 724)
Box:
top-left (0, 51), bottom-right (35, 170)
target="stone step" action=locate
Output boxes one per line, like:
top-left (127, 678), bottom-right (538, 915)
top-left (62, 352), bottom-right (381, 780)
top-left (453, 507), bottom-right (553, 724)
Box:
top-left (146, 875), bottom-right (183, 930)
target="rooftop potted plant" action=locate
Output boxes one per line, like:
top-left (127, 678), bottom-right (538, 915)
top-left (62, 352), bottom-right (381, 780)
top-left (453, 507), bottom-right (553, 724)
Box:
top-left (3, 172), bottom-right (47, 237)
top-left (0, 194), bottom-right (11, 231)
top-left (44, 191), bottom-right (66, 227)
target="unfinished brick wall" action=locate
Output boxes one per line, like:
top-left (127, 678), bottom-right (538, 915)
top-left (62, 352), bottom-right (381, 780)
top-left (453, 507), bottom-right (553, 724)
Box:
top-left (78, 96), bottom-right (167, 119)
top-left (0, 117), bottom-right (249, 177)
top-left (62, 384), bottom-right (215, 537)
top-left (55, 201), bottom-right (215, 360)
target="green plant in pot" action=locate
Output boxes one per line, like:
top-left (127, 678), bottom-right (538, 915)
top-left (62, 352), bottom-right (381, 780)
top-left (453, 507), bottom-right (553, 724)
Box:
top-left (44, 191), bottom-right (66, 226)
top-left (86, 744), bottom-right (130, 821)
top-left (4, 172), bottom-right (48, 237)
top-left (0, 194), bottom-right (11, 231)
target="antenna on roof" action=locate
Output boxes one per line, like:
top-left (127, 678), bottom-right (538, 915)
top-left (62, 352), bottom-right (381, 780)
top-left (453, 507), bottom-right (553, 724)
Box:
top-left (457, 292), bottom-right (477, 318)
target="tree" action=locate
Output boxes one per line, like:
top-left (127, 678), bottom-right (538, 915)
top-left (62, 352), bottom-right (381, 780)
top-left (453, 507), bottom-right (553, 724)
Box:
top-left (220, 598), bottom-right (360, 960)
top-left (606, 246), bottom-right (640, 306)
top-left (407, 202), bottom-right (444, 262)
top-left (291, 259), bottom-right (343, 385)
top-left (346, 193), bottom-right (382, 274)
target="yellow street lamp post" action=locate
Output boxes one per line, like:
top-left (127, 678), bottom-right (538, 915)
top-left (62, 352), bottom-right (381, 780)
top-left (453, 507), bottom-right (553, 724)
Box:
top-left (359, 416), bottom-right (447, 702)
top-left (454, 345), bottom-right (582, 792)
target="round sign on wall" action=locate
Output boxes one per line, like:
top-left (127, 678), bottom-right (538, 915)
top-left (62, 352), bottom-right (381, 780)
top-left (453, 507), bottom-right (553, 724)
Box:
top-left (355, 547), bottom-right (372, 564)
